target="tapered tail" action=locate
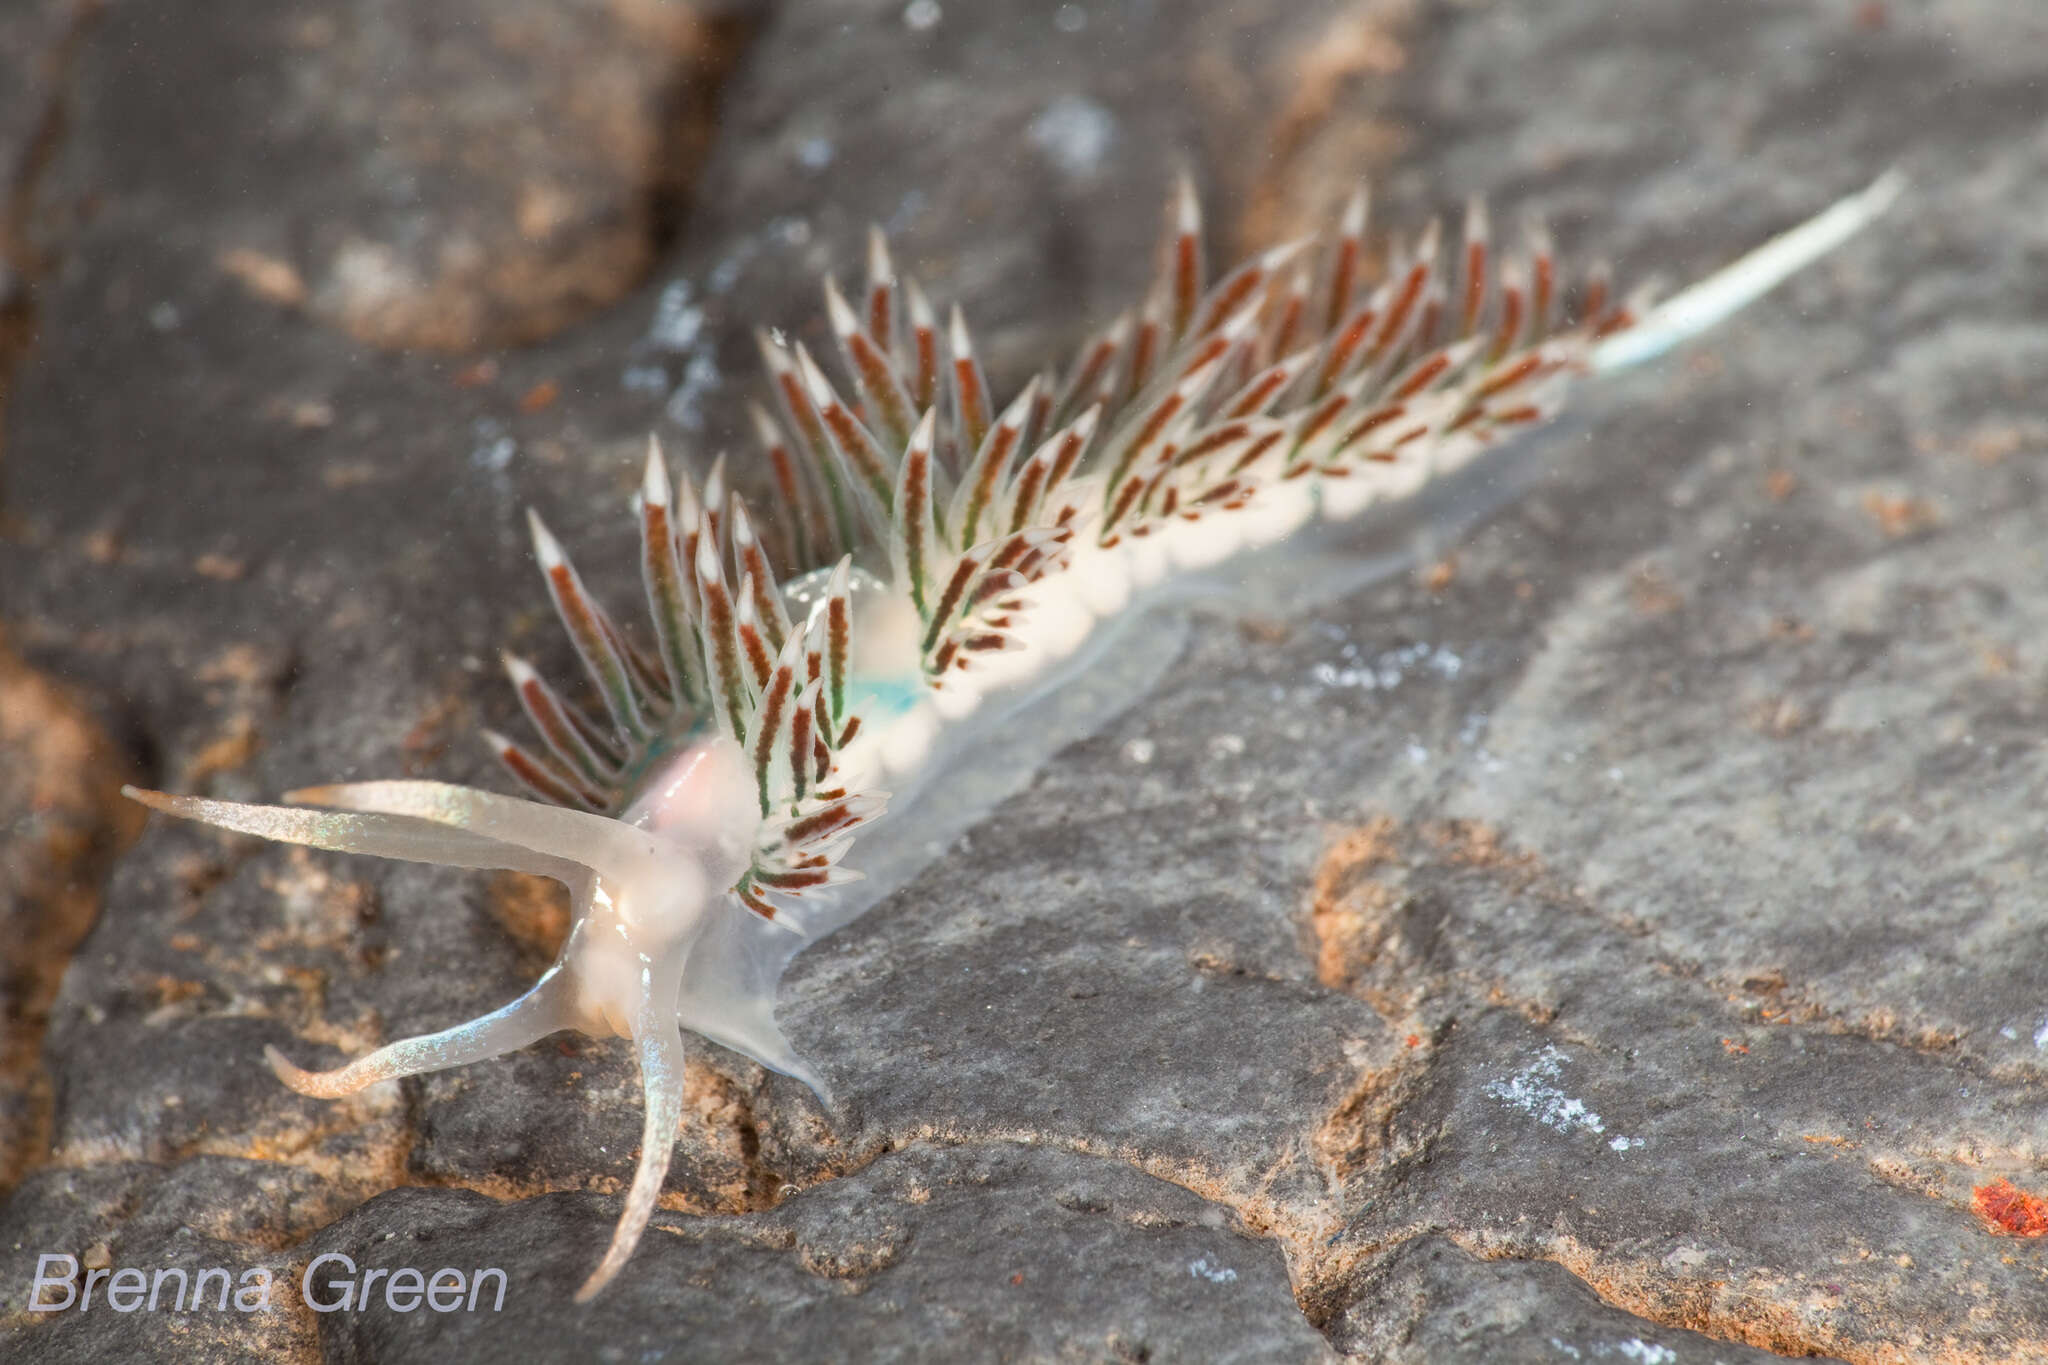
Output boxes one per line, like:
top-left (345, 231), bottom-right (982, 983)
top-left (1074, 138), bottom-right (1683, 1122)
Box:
top-left (1591, 169), bottom-right (1905, 374)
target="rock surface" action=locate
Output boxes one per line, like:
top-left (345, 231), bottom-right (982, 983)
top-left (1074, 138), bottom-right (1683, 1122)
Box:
top-left (85, 0), bottom-right (752, 355)
top-left (3, 0), bottom-right (2047, 1362)
top-left (0, 0), bottom-right (98, 492)
top-left (0, 633), bottom-right (140, 1188)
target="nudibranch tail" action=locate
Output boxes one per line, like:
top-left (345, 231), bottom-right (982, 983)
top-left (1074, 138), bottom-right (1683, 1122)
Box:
top-left (1590, 168), bottom-right (1905, 374)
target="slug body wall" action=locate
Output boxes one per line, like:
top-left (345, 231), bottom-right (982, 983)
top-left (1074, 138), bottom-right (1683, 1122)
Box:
top-left (126, 171), bottom-right (1901, 1300)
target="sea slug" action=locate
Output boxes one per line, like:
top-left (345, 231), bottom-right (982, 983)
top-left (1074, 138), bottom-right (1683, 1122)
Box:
top-left (125, 169), bottom-right (1900, 1299)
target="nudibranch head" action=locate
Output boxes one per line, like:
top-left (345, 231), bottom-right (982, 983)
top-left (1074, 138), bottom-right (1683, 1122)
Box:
top-left (620, 734), bottom-right (758, 887)
top-left (120, 434), bottom-right (898, 1299)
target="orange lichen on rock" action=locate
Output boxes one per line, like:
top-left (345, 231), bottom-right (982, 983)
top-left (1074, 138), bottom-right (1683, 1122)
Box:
top-left (1862, 490), bottom-right (1938, 537)
top-left (1627, 561), bottom-right (1686, 615)
top-left (1423, 818), bottom-right (1545, 890)
top-left (218, 246), bottom-right (309, 307)
top-left (487, 869), bottom-right (573, 972)
top-left (1973, 1179), bottom-right (2048, 1238)
top-left (1308, 816), bottom-right (1401, 993)
top-left (1239, 0), bottom-right (1414, 251)
top-left (1312, 1056), bottom-right (1424, 1182)
top-left (0, 633), bottom-right (144, 1183)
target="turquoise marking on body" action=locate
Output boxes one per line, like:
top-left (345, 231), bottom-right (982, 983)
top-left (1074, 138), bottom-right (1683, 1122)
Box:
top-left (847, 672), bottom-right (927, 721)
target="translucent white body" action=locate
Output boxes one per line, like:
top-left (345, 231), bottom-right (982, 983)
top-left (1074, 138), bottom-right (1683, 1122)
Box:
top-left (123, 170), bottom-right (1899, 1301)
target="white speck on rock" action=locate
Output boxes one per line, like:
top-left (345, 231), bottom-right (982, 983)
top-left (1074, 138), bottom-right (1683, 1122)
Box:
top-left (1029, 94), bottom-right (1116, 181)
top-left (1123, 738), bottom-right (1156, 765)
top-left (629, 279), bottom-right (723, 428)
top-left (621, 364), bottom-right (668, 394)
top-left (665, 349), bottom-right (721, 432)
top-left (1312, 641), bottom-right (1465, 693)
top-left (1487, 1047), bottom-right (1604, 1135)
top-left (469, 420), bottom-right (515, 473)
top-left (1609, 1135), bottom-right (1644, 1152)
top-left (1614, 1340), bottom-right (1677, 1365)
top-left (903, 0), bottom-right (941, 31)
top-left (474, 436), bottom-right (515, 473)
top-left (1486, 1047), bottom-right (1640, 1151)
top-left (2034, 1017), bottom-right (2048, 1051)
top-left (646, 280), bottom-right (703, 354)
top-left (1187, 1257), bottom-right (1237, 1284)
top-left (797, 137), bottom-right (835, 170)
top-left (1054, 4), bottom-right (1087, 32)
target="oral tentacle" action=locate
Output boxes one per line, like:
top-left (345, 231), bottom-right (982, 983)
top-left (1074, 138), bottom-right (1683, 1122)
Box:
top-left (575, 956), bottom-right (688, 1303)
top-left (264, 965), bottom-right (583, 1099)
top-left (121, 785), bottom-right (585, 884)
top-left (284, 780), bottom-right (667, 882)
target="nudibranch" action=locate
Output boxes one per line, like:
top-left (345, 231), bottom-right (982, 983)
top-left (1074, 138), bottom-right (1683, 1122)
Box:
top-left (125, 169), bottom-right (1901, 1299)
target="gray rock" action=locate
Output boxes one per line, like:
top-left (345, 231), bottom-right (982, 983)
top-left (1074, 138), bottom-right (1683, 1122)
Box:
top-left (303, 1145), bottom-right (1330, 1364)
top-left (0, 0), bottom-right (100, 492)
top-left (50, 0), bottom-right (758, 354)
top-left (3, 0), bottom-right (2047, 1361)
top-left (1329, 1235), bottom-right (1799, 1364)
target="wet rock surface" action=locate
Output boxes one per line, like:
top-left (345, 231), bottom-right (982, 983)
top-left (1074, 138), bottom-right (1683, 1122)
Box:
top-left (3, 1), bottom-right (2047, 1362)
